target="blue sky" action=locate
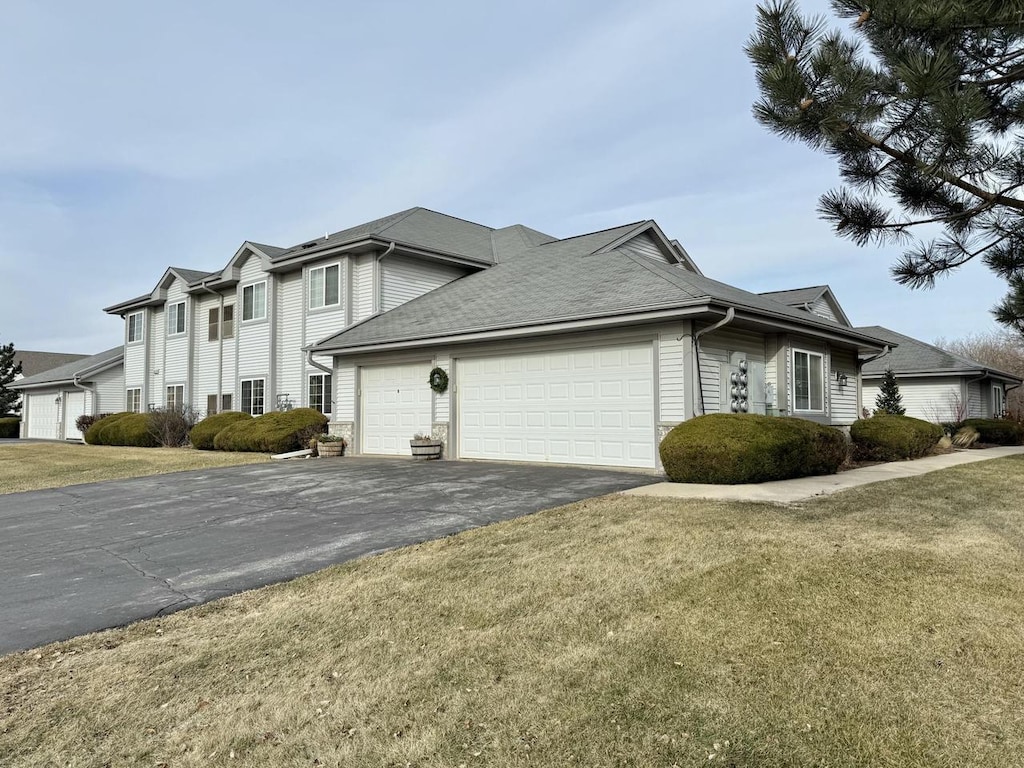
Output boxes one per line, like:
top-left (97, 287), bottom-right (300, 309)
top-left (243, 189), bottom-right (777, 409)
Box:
top-left (0, 0), bottom-right (1007, 354)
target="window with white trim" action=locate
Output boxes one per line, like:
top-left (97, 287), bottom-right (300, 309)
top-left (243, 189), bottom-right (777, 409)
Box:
top-left (242, 282), bottom-right (267, 322)
top-left (793, 349), bottom-right (825, 412)
top-left (308, 373), bottom-right (333, 414)
top-left (993, 385), bottom-right (1006, 417)
top-left (126, 388), bottom-right (142, 413)
top-left (127, 312), bottom-right (144, 343)
top-left (241, 379), bottom-right (265, 416)
top-left (208, 304), bottom-right (235, 341)
top-left (167, 302), bottom-right (186, 335)
top-left (166, 385), bottom-right (184, 410)
top-left (308, 264), bottom-right (341, 310)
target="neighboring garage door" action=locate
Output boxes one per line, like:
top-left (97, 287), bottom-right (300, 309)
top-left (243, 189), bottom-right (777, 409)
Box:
top-left (26, 394), bottom-right (59, 439)
top-left (63, 391), bottom-right (86, 441)
top-left (361, 363), bottom-right (433, 455)
top-left (458, 344), bottom-right (656, 468)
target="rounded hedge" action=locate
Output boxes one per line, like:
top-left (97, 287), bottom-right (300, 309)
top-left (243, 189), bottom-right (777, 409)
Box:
top-left (850, 414), bottom-right (943, 462)
top-left (213, 408), bottom-right (328, 453)
top-left (189, 411), bottom-right (252, 450)
top-left (0, 417), bottom-right (20, 439)
top-left (961, 418), bottom-right (1024, 445)
top-left (659, 413), bottom-right (848, 484)
top-left (84, 412), bottom-right (159, 447)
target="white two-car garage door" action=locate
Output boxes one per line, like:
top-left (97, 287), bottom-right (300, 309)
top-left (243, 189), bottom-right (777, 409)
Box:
top-left (458, 344), bottom-right (656, 468)
top-left (361, 362), bottom-right (433, 455)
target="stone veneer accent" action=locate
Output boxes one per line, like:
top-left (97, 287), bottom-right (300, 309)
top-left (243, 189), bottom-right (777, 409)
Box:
top-left (431, 423), bottom-right (449, 458)
top-left (329, 421), bottom-right (354, 449)
top-left (657, 423), bottom-right (679, 443)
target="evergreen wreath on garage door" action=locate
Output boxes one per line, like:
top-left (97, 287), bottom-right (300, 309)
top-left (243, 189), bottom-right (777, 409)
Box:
top-left (428, 366), bottom-right (449, 394)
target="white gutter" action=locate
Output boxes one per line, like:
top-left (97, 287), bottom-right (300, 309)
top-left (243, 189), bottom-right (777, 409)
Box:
top-left (862, 345), bottom-right (891, 365)
top-left (306, 349), bottom-right (333, 376)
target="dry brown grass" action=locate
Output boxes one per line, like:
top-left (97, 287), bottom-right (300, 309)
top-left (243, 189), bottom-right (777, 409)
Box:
top-left (2, 457), bottom-right (1023, 767)
top-left (0, 442), bottom-right (269, 495)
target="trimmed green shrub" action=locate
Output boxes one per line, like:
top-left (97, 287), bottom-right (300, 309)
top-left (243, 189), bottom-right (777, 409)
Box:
top-left (659, 413), bottom-right (848, 484)
top-left (213, 408), bottom-right (327, 453)
top-left (961, 418), bottom-right (1024, 446)
top-left (0, 417), bottom-right (20, 438)
top-left (190, 411), bottom-right (252, 450)
top-left (850, 414), bottom-right (943, 461)
top-left (84, 412), bottom-right (159, 447)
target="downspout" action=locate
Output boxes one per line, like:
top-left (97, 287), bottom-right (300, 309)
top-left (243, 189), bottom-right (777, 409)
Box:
top-left (306, 349), bottom-right (335, 417)
top-left (373, 242), bottom-right (396, 314)
top-left (71, 372), bottom-right (96, 439)
top-left (858, 345), bottom-right (890, 419)
top-left (690, 307), bottom-right (736, 417)
top-left (200, 281), bottom-right (224, 413)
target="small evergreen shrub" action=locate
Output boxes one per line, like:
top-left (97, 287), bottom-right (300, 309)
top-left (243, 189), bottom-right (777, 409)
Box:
top-left (874, 367), bottom-right (906, 415)
top-left (190, 411), bottom-right (252, 450)
top-left (961, 418), bottom-right (1024, 445)
top-left (75, 413), bottom-right (114, 436)
top-left (659, 413), bottom-right (848, 484)
top-left (84, 412), bottom-right (159, 447)
top-left (850, 414), bottom-right (943, 461)
top-left (0, 417), bottom-right (20, 438)
top-left (213, 408), bottom-right (328, 453)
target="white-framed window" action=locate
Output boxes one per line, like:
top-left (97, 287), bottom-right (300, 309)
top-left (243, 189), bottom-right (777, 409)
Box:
top-left (126, 388), bottom-right (142, 413)
top-left (241, 379), bottom-right (265, 416)
top-left (208, 304), bottom-right (235, 341)
top-left (166, 385), bottom-right (184, 410)
top-left (127, 312), bottom-right (144, 344)
top-left (167, 301), bottom-right (186, 336)
top-left (793, 349), bottom-right (825, 412)
top-left (993, 385), bottom-right (1006, 417)
top-left (308, 263), bottom-right (341, 310)
top-left (308, 373), bottom-right (333, 414)
top-left (242, 282), bottom-right (267, 322)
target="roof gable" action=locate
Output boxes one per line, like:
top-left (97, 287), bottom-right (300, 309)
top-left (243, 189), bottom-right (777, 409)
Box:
top-left (760, 285), bottom-right (852, 326)
top-left (594, 221), bottom-right (703, 274)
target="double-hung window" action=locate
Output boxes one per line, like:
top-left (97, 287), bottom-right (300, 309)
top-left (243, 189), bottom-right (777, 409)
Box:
top-left (126, 388), bottom-right (142, 413)
top-left (167, 302), bottom-right (186, 336)
top-left (793, 349), bottom-right (824, 412)
top-left (993, 385), bottom-right (1006, 417)
top-left (208, 304), bottom-right (235, 341)
top-left (241, 379), bottom-right (265, 416)
top-left (308, 373), bottom-right (333, 414)
top-left (242, 282), bottom-right (267, 322)
top-left (166, 385), bottom-right (184, 410)
top-left (308, 264), bottom-right (341, 310)
top-left (127, 312), bottom-right (144, 343)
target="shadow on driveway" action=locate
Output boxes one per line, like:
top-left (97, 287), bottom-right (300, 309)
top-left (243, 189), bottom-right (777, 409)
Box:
top-left (0, 457), bottom-right (654, 654)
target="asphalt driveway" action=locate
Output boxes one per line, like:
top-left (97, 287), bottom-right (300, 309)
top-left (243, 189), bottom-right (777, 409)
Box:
top-left (0, 458), bottom-right (653, 655)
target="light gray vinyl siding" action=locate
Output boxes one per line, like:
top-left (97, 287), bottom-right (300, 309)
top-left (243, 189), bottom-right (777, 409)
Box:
top-left (334, 361), bottom-right (356, 421)
top-left (192, 292), bottom-right (222, 412)
top-left (862, 376), bottom-right (965, 422)
top-left (353, 254), bottom-right (375, 321)
top-left (163, 280), bottom-right (190, 395)
top-left (237, 255), bottom-right (271, 390)
top-left (658, 325), bottom-right (686, 422)
top-left (92, 366), bottom-right (125, 413)
top-left (967, 380), bottom-right (983, 418)
top-left (124, 311), bottom-right (146, 399)
top-left (810, 295), bottom-right (838, 323)
top-left (829, 347), bottom-right (859, 425)
top-left (433, 352), bottom-right (450, 423)
top-left (380, 255), bottom-right (466, 312)
top-left (617, 232), bottom-right (672, 265)
top-left (698, 357), bottom-right (721, 414)
top-left (698, 327), bottom-right (768, 415)
top-left (150, 308), bottom-right (166, 405)
top-left (277, 271), bottom-right (304, 407)
top-left (765, 335), bottom-right (780, 412)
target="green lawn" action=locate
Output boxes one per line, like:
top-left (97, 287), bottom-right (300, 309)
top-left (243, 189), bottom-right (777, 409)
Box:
top-left (0, 442), bottom-right (269, 494)
top-left (1, 457), bottom-right (1022, 767)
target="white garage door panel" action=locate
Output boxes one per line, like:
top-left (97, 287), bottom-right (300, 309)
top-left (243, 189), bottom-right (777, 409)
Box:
top-left (27, 394), bottom-right (59, 439)
top-left (362, 363), bottom-right (432, 455)
top-left (459, 345), bottom-right (656, 468)
top-left (63, 391), bottom-right (86, 440)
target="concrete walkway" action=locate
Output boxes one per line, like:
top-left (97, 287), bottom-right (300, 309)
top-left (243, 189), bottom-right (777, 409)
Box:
top-left (623, 446), bottom-right (1024, 503)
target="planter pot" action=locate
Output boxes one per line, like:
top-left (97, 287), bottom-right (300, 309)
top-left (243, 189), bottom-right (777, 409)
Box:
top-left (318, 442), bottom-right (345, 457)
top-left (410, 440), bottom-right (443, 460)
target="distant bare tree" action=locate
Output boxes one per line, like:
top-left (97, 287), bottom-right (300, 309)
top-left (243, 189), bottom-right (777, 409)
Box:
top-left (935, 330), bottom-right (1024, 419)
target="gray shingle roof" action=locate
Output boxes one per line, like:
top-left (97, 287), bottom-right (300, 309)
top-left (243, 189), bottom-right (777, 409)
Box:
top-left (759, 286), bottom-right (828, 306)
top-left (170, 267), bottom-right (216, 285)
top-left (858, 326), bottom-right (1021, 381)
top-left (12, 346), bottom-right (124, 388)
top-left (15, 351), bottom-right (89, 378)
top-left (313, 227), bottom-right (889, 353)
top-left (273, 207), bottom-right (499, 264)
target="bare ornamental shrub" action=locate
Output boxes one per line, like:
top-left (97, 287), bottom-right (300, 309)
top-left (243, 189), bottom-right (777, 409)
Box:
top-left (75, 413), bottom-right (114, 435)
top-left (148, 404), bottom-right (200, 447)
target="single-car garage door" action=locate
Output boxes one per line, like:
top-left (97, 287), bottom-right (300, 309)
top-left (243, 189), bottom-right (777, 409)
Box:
top-left (361, 362), bottom-right (433, 455)
top-left (26, 394), bottom-right (59, 439)
top-left (458, 344), bottom-right (656, 468)
top-left (63, 391), bottom-right (86, 441)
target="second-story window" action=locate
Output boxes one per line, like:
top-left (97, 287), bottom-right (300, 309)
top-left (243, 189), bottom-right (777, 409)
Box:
top-left (308, 264), bottom-right (340, 310)
top-left (167, 302), bottom-right (186, 336)
top-left (242, 282), bottom-right (267, 322)
top-left (208, 304), bottom-right (235, 341)
top-left (127, 312), bottom-right (144, 343)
